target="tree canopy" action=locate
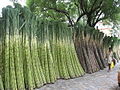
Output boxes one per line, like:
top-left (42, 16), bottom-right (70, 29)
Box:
top-left (13, 0), bottom-right (119, 27)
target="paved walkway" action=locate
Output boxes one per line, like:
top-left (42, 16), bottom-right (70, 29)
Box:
top-left (36, 63), bottom-right (120, 90)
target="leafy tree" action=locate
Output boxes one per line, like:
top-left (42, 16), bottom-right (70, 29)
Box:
top-left (9, 0), bottom-right (120, 27)
top-left (26, 0), bottom-right (120, 27)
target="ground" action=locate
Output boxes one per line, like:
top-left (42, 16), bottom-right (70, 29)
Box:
top-left (36, 63), bottom-right (120, 90)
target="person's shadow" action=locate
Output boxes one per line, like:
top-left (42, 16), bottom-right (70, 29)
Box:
top-left (111, 86), bottom-right (120, 90)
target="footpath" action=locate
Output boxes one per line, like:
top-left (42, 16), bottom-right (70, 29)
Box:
top-left (36, 63), bottom-right (120, 90)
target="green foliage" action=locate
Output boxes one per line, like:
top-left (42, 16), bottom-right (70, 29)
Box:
top-left (26, 0), bottom-right (120, 27)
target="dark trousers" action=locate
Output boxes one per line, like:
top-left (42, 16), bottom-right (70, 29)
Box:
top-left (108, 63), bottom-right (111, 70)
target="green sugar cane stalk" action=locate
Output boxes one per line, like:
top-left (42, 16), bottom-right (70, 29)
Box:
top-left (44, 43), bottom-right (50, 83)
top-left (24, 36), bottom-right (34, 90)
top-left (9, 36), bottom-right (17, 90)
top-left (34, 37), bottom-right (46, 86)
top-left (37, 42), bottom-right (46, 84)
top-left (46, 41), bottom-right (56, 83)
top-left (31, 37), bottom-right (43, 87)
top-left (0, 75), bottom-right (4, 90)
top-left (13, 35), bottom-right (25, 90)
top-left (4, 36), bottom-right (10, 90)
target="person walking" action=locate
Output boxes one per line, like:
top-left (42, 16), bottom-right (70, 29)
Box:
top-left (107, 48), bottom-right (113, 72)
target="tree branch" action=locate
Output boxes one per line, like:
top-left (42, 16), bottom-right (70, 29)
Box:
top-left (89, 0), bottom-right (103, 14)
top-left (44, 7), bottom-right (69, 15)
top-left (90, 0), bottom-right (99, 11)
top-left (93, 17), bottom-right (106, 27)
top-left (79, 0), bottom-right (86, 13)
top-left (86, 0), bottom-right (104, 27)
top-left (43, 7), bottom-right (74, 26)
top-left (91, 8), bottom-right (102, 25)
top-left (74, 1), bottom-right (86, 24)
top-left (65, 14), bottom-right (74, 26)
top-left (91, 8), bottom-right (101, 25)
top-left (87, 14), bottom-right (92, 27)
top-left (75, 13), bottom-right (86, 23)
top-left (74, 2), bottom-right (81, 15)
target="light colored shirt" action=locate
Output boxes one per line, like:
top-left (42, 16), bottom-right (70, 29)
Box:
top-left (108, 52), bottom-right (113, 64)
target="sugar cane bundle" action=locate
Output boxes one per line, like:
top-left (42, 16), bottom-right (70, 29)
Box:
top-left (74, 25), bottom-right (107, 73)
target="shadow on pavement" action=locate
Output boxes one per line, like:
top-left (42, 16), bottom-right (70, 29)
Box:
top-left (111, 86), bottom-right (120, 90)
